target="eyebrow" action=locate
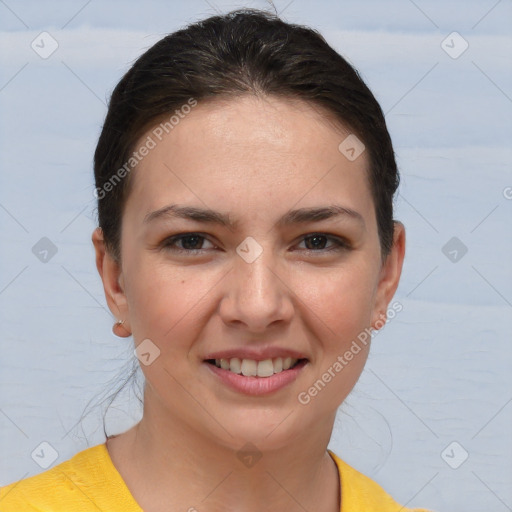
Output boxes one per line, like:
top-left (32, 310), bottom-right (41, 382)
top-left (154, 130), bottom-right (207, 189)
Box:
top-left (143, 204), bottom-right (365, 229)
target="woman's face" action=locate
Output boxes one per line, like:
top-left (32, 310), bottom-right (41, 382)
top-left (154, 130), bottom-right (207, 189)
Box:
top-left (94, 95), bottom-right (405, 450)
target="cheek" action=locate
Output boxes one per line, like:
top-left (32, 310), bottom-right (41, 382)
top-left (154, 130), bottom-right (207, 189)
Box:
top-left (125, 254), bottom-right (378, 344)
top-left (292, 268), bottom-right (375, 414)
top-left (124, 261), bottom-right (220, 349)
top-left (295, 262), bottom-right (378, 341)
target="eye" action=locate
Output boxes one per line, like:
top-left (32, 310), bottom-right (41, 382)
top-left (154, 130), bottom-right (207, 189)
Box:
top-left (296, 233), bottom-right (350, 253)
top-left (161, 233), bottom-right (216, 253)
top-left (160, 232), bottom-right (350, 255)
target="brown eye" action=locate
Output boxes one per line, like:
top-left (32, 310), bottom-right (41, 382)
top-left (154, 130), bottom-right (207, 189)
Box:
top-left (162, 233), bottom-right (215, 253)
top-left (297, 234), bottom-right (350, 253)
top-left (160, 232), bottom-right (350, 256)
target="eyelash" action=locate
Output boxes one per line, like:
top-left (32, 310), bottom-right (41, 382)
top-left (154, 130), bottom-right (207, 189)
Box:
top-left (160, 232), bottom-right (351, 255)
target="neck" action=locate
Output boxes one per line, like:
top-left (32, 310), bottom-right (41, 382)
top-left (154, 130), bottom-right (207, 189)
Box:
top-left (107, 395), bottom-right (341, 512)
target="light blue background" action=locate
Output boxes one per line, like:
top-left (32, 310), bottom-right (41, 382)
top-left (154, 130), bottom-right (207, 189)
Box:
top-left (1, 1), bottom-right (511, 510)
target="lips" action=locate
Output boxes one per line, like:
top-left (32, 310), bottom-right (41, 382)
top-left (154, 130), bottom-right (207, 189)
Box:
top-left (202, 348), bottom-right (309, 395)
top-left (204, 357), bottom-right (308, 395)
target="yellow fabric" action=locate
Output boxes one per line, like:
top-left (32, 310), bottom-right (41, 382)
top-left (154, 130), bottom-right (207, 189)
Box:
top-left (0, 444), bottom-right (431, 511)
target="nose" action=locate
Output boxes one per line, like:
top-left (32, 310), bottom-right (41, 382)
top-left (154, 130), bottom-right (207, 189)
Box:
top-left (218, 243), bottom-right (294, 333)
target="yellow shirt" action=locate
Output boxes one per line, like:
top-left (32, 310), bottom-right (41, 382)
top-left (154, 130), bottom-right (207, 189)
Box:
top-left (0, 444), bottom-right (431, 511)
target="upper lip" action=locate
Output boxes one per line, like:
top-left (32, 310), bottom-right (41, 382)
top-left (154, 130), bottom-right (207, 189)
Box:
top-left (203, 347), bottom-right (309, 362)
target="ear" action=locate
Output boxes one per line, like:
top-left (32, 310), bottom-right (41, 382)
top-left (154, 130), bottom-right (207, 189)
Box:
top-left (370, 221), bottom-right (406, 329)
top-left (92, 227), bottom-right (131, 336)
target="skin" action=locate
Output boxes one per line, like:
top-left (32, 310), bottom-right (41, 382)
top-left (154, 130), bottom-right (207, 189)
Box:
top-left (92, 94), bottom-right (405, 512)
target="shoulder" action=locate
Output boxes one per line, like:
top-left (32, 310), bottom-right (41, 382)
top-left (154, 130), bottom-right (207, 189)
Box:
top-left (328, 450), bottom-right (433, 512)
top-left (0, 444), bottom-right (141, 512)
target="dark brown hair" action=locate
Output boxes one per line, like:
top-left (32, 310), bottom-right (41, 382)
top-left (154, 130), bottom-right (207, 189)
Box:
top-left (94, 7), bottom-right (399, 262)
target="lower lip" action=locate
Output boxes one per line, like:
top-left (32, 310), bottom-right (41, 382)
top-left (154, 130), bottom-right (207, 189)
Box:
top-left (204, 360), bottom-right (308, 396)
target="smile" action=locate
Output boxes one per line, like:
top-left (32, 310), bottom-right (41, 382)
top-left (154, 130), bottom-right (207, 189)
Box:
top-left (206, 357), bottom-right (304, 377)
top-left (204, 357), bottom-right (309, 396)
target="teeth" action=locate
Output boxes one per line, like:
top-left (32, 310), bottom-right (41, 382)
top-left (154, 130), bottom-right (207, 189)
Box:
top-left (257, 359), bottom-right (274, 377)
top-left (241, 359), bottom-right (257, 376)
top-left (213, 357), bottom-right (300, 377)
top-left (229, 357), bottom-right (242, 374)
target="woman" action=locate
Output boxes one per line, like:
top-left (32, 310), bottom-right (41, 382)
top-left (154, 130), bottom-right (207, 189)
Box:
top-left (0, 8), bottom-right (432, 512)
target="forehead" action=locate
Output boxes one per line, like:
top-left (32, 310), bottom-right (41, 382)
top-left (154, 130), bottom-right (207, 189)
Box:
top-left (124, 95), bottom-right (373, 223)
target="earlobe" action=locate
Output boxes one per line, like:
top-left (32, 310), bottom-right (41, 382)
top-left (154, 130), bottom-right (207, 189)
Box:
top-left (371, 221), bottom-right (406, 330)
top-left (91, 228), bottom-right (130, 328)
